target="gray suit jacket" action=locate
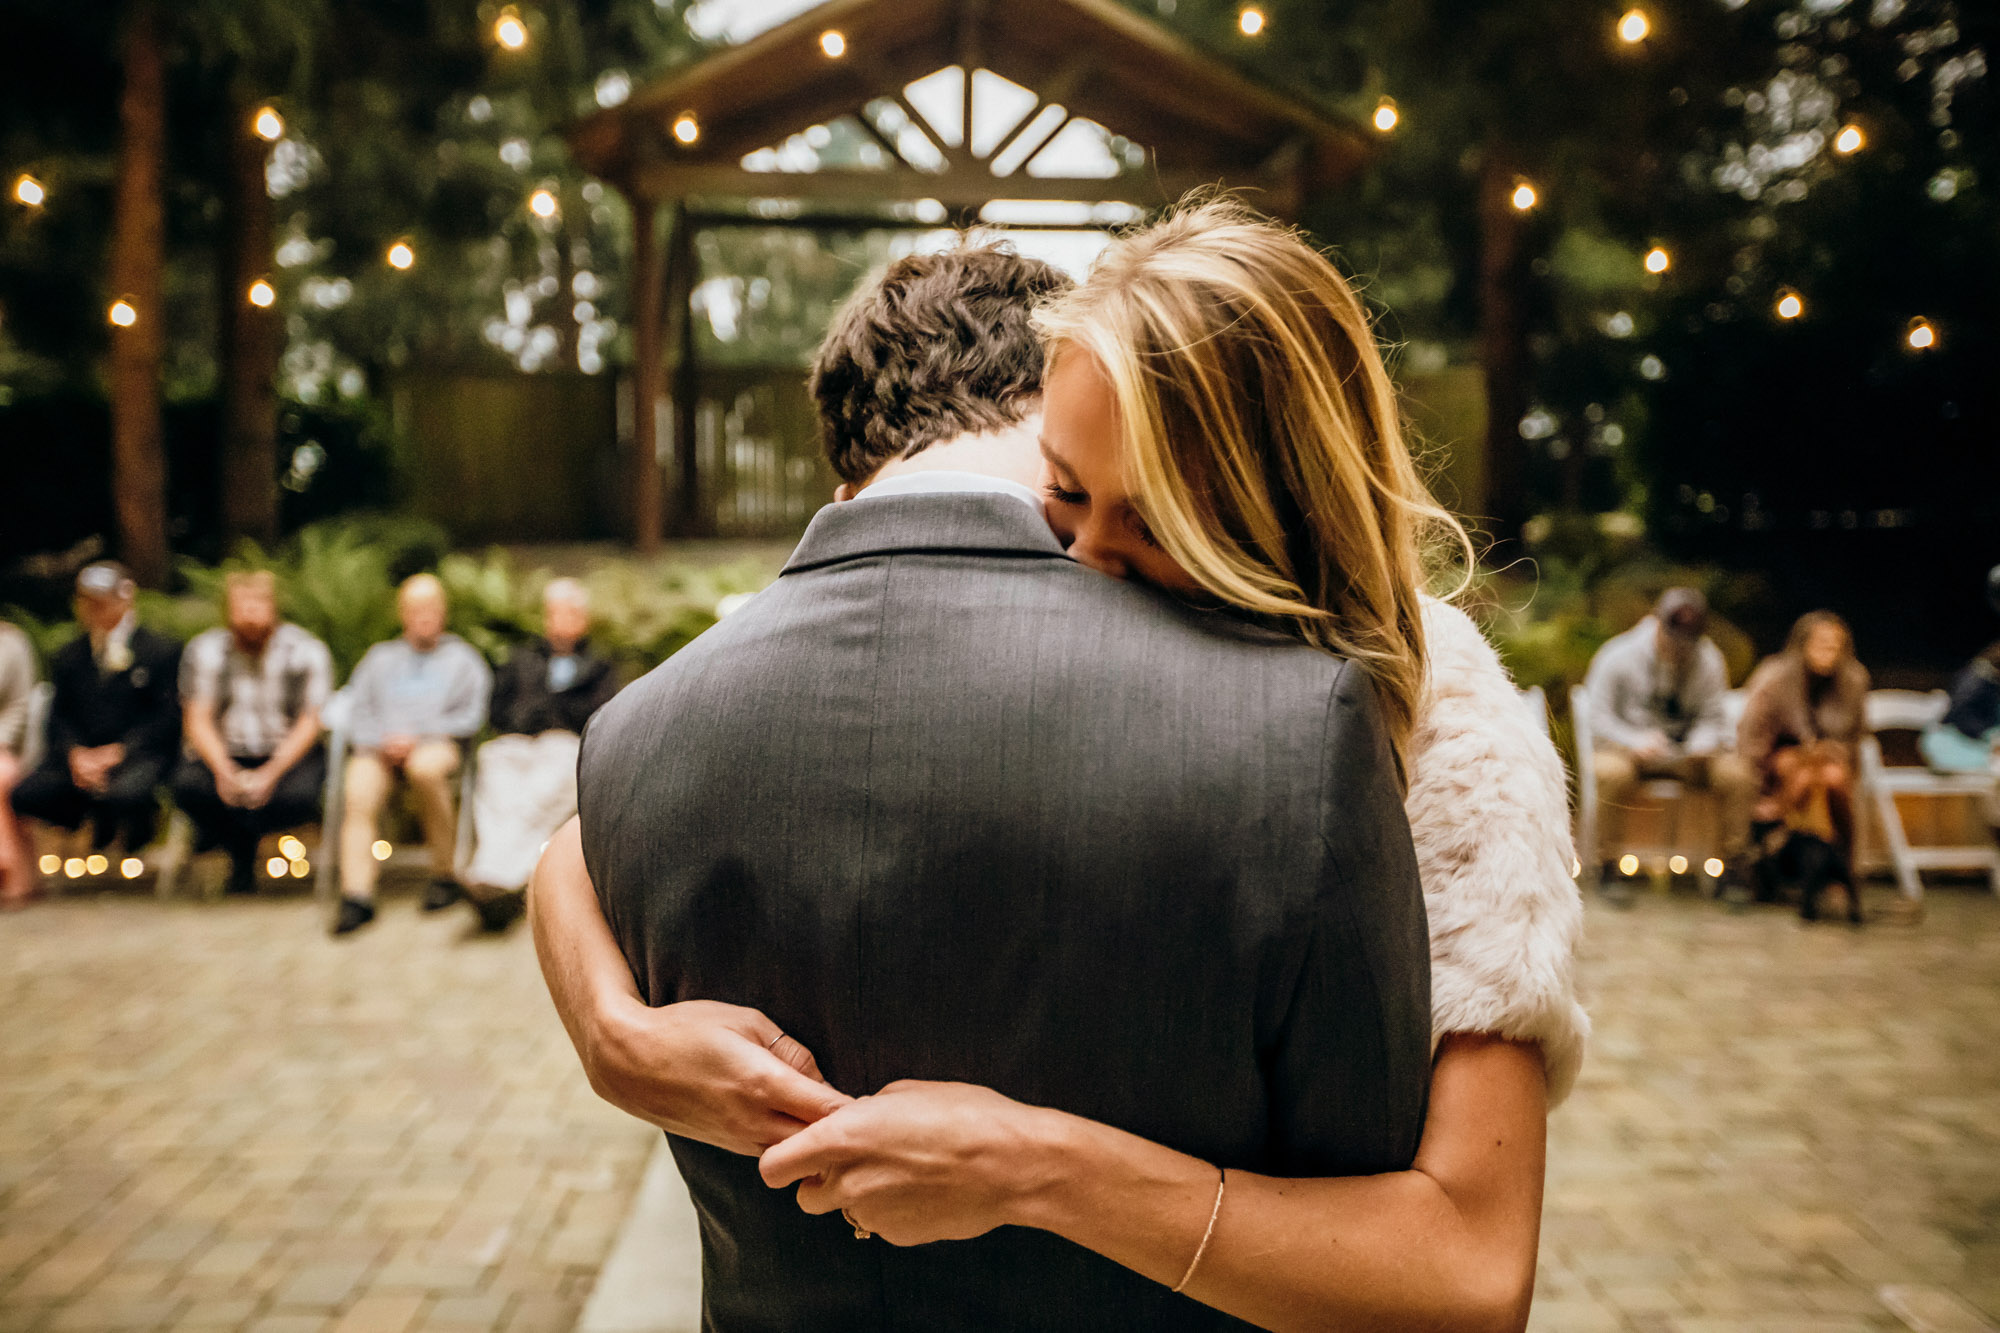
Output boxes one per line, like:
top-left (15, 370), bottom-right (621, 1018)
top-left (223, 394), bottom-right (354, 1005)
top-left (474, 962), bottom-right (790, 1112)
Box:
top-left (579, 493), bottom-right (1431, 1332)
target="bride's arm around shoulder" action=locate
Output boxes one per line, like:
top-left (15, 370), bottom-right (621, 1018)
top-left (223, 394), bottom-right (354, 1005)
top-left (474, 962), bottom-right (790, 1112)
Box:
top-left (1412, 597), bottom-right (1590, 1105)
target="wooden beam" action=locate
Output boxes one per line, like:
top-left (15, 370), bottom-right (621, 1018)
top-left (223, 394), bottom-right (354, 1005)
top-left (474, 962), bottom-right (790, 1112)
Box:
top-left (629, 162), bottom-right (1222, 209)
top-left (628, 198), bottom-right (665, 552)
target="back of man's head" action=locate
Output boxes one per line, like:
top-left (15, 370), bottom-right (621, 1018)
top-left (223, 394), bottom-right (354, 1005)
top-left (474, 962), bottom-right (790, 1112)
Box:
top-left (809, 245), bottom-right (1072, 485)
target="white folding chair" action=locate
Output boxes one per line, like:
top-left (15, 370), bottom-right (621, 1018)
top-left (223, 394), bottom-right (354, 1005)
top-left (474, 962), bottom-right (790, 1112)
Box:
top-left (19, 681), bottom-right (52, 772)
top-left (1857, 689), bottom-right (2000, 900)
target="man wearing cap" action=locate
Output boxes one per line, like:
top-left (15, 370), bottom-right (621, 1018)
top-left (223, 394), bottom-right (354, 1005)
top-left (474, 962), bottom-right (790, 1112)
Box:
top-left (172, 570), bottom-right (335, 897)
top-left (11, 562), bottom-right (183, 861)
top-left (1583, 587), bottom-right (1756, 889)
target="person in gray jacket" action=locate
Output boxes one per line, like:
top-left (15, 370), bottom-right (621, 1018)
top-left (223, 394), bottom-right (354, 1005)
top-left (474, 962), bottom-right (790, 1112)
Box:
top-left (333, 574), bottom-right (490, 935)
top-left (0, 619), bottom-right (39, 906)
top-left (1584, 587), bottom-right (1756, 885)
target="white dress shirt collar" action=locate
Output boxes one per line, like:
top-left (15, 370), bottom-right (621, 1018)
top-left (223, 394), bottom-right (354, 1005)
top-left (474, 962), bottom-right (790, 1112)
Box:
top-left (850, 469), bottom-right (1044, 514)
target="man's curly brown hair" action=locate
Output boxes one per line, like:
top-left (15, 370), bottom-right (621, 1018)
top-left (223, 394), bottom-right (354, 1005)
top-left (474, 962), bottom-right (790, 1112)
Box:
top-left (809, 245), bottom-right (1073, 484)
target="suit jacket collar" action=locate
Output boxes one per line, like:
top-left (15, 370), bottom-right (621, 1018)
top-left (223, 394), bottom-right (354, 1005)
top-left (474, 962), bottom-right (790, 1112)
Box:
top-left (782, 493), bottom-right (1068, 575)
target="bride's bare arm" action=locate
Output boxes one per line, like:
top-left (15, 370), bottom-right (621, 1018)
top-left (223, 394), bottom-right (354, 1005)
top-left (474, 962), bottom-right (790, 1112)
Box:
top-left (529, 818), bottom-right (850, 1153)
top-left (762, 1034), bottom-right (1543, 1333)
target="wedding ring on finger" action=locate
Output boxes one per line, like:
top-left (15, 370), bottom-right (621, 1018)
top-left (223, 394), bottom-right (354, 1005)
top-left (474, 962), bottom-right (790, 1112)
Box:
top-left (842, 1208), bottom-right (872, 1240)
top-left (765, 1031), bottom-right (785, 1050)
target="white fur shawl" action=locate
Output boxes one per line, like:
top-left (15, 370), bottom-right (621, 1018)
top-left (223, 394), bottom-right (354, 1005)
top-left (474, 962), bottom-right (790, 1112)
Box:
top-left (1409, 599), bottom-right (1589, 1106)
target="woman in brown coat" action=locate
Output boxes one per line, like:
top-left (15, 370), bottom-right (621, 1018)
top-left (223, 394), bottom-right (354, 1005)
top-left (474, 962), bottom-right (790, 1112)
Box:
top-left (1738, 611), bottom-right (1871, 919)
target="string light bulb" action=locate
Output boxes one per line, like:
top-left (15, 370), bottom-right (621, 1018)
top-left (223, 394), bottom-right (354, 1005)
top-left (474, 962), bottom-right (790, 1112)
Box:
top-left (108, 299), bottom-right (138, 327)
top-left (1372, 99), bottom-right (1399, 133)
top-left (1833, 123), bottom-right (1865, 154)
top-left (13, 174), bottom-right (46, 207)
top-left (1618, 854), bottom-right (1640, 877)
top-left (387, 239), bottom-right (416, 270)
top-left (1775, 289), bottom-right (1805, 320)
top-left (372, 840), bottom-right (393, 861)
top-left (247, 279), bottom-right (275, 308)
top-left (253, 106), bottom-right (285, 142)
top-left (672, 113), bottom-right (701, 145)
top-left (1644, 246), bottom-right (1671, 274)
top-left (120, 857), bottom-right (144, 879)
top-left (1703, 858), bottom-right (1725, 878)
top-left (494, 6), bottom-right (529, 50)
top-left (528, 188), bottom-right (559, 219)
top-left (1510, 180), bottom-right (1539, 211)
top-left (1238, 6), bottom-right (1266, 36)
top-left (1617, 9), bottom-right (1650, 43)
top-left (819, 29), bottom-right (846, 58)
top-left (1906, 317), bottom-right (1937, 350)
top-left (1669, 855), bottom-right (1688, 875)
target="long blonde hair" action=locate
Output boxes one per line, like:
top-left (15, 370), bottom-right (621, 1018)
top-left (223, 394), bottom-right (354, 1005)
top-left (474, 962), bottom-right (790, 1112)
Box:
top-left (1034, 198), bottom-right (1470, 779)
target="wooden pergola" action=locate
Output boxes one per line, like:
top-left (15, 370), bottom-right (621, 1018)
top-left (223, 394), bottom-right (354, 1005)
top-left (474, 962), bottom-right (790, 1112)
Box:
top-left (568, 0), bottom-right (1369, 547)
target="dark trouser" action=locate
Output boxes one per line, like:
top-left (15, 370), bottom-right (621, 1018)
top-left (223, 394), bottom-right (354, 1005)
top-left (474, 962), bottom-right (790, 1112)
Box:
top-left (171, 750), bottom-right (326, 870)
top-left (12, 751), bottom-right (170, 851)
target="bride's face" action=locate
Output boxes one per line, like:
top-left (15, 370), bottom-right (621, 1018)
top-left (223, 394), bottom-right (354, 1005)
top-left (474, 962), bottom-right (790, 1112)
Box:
top-left (1037, 349), bottom-right (1200, 595)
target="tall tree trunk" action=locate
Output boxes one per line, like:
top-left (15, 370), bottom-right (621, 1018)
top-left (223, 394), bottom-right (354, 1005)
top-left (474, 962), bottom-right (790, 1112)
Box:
top-left (1477, 147), bottom-right (1532, 550)
top-left (108, 0), bottom-right (170, 586)
top-left (219, 82), bottom-right (281, 548)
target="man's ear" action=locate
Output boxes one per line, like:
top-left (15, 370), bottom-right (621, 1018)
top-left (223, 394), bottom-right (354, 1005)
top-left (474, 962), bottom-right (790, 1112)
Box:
top-left (834, 483), bottom-right (857, 502)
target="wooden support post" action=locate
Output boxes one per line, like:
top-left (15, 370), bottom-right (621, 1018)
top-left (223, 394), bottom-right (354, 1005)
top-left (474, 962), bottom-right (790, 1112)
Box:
top-left (666, 201), bottom-right (704, 537)
top-left (629, 196), bottom-right (665, 553)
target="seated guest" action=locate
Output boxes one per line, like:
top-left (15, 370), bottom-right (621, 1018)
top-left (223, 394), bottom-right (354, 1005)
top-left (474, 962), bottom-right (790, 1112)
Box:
top-left (12, 563), bottom-right (181, 864)
top-left (334, 574), bottom-right (490, 936)
top-left (1920, 564), bottom-right (2000, 776)
top-left (1, 618), bottom-right (40, 906)
top-left (171, 570), bottom-right (335, 896)
top-left (1738, 611), bottom-right (1870, 921)
top-left (459, 579), bottom-right (616, 930)
top-left (1584, 586), bottom-right (1756, 891)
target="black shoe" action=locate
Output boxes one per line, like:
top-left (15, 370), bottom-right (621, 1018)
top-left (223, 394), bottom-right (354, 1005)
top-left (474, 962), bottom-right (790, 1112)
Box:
top-left (224, 855), bottom-right (258, 897)
top-left (332, 897), bottom-right (376, 935)
top-left (422, 878), bottom-right (463, 912)
top-left (474, 891), bottom-right (526, 934)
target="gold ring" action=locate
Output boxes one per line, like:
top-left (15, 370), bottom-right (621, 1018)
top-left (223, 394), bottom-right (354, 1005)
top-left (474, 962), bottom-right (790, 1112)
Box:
top-left (841, 1208), bottom-right (871, 1240)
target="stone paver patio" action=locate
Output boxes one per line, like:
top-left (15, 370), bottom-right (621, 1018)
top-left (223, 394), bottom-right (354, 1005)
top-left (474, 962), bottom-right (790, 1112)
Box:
top-left (3, 880), bottom-right (1996, 1332)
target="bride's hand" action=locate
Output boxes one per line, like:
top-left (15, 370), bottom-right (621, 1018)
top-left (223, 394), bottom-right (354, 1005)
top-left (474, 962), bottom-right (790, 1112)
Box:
top-left (588, 998), bottom-right (853, 1156)
top-left (758, 1080), bottom-right (1066, 1245)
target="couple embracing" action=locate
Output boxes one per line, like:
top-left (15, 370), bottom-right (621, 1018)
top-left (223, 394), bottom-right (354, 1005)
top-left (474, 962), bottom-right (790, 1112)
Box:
top-left (531, 200), bottom-right (1585, 1331)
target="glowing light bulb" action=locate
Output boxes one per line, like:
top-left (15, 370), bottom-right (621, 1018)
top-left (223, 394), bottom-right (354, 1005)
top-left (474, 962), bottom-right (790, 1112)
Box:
top-left (85, 854), bottom-right (108, 876)
top-left (1372, 99), bottom-right (1399, 133)
top-left (1618, 854), bottom-right (1640, 877)
top-left (529, 188), bottom-right (559, 219)
top-left (1510, 181), bottom-right (1538, 211)
top-left (672, 113), bottom-right (701, 145)
top-left (14, 174), bottom-right (45, 207)
top-left (494, 8), bottom-right (528, 50)
top-left (247, 279), bottom-right (275, 308)
top-left (1239, 6), bottom-right (1266, 36)
top-left (121, 857), bottom-right (144, 879)
top-left (266, 856), bottom-right (288, 878)
top-left (372, 840), bottom-right (393, 861)
top-left (1703, 858), bottom-right (1725, 878)
top-left (1776, 289), bottom-right (1804, 320)
top-left (278, 835), bottom-right (305, 860)
top-left (1617, 9), bottom-right (1650, 43)
top-left (1644, 246), bottom-right (1671, 274)
top-left (819, 29), bottom-right (846, 58)
top-left (290, 859), bottom-right (310, 879)
top-left (1907, 317), bottom-right (1936, 350)
top-left (108, 299), bottom-right (138, 327)
top-left (1669, 855), bottom-right (1688, 875)
top-left (1833, 123), bottom-right (1865, 154)
top-left (387, 240), bottom-right (415, 270)
top-left (39, 854), bottom-right (61, 875)
top-left (64, 857), bottom-right (85, 878)
top-left (253, 106), bottom-right (285, 142)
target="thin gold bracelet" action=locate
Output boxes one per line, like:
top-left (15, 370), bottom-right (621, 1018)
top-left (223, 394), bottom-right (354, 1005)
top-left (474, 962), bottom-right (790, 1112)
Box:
top-left (1173, 1166), bottom-right (1227, 1294)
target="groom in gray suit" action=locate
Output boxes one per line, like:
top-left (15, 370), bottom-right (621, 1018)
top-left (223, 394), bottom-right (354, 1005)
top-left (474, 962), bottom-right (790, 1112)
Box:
top-left (567, 247), bottom-right (1430, 1330)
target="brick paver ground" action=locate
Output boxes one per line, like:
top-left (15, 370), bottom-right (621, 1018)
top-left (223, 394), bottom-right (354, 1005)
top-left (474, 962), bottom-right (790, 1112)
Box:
top-left (0, 887), bottom-right (655, 1333)
top-left (1535, 885), bottom-right (2000, 1333)
top-left (4, 880), bottom-right (1996, 1333)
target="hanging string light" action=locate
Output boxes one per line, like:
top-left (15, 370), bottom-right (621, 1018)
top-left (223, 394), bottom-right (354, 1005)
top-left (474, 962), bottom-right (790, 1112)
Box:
top-left (1906, 317), bottom-right (1937, 350)
top-left (1775, 289), bottom-right (1805, 320)
top-left (1617, 9), bottom-right (1651, 43)
top-left (1833, 123), bottom-right (1865, 154)
top-left (819, 30), bottom-right (846, 58)
top-left (494, 6), bottom-right (529, 51)
top-left (1644, 246), bottom-right (1671, 274)
top-left (13, 173), bottom-right (46, 206)
top-left (1238, 7), bottom-right (1266, 36)
top-left (1510, 180), bottom-right (1539, 211)
top-left (672, 113), bottom-right (701, 145)
top-left (387, 239), bottom-right (416, 270)
top-left (247, 279), bottom-right (275, 308)
top-left (253, 106), bottom-right (285, 141)
top-left (1372, 99), bottom-right (1399, 133)
top-left (529, 188), bottom-right (559, 219)
top-left (108, 299), bottom-right (138, 327)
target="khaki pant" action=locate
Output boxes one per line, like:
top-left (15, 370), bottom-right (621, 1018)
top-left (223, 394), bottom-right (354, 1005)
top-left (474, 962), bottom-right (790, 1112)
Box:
top-left (340, 740), bottom-right (460, 900)
top-left (1593, 746), bottom-right (1758, 863)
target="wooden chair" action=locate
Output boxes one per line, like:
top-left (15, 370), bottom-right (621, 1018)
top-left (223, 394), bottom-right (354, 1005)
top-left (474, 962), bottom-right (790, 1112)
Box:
top-left (1572, 683), bottom-right (1746, 889)
top-left (1855, 689), bottom-right (2000, 900)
